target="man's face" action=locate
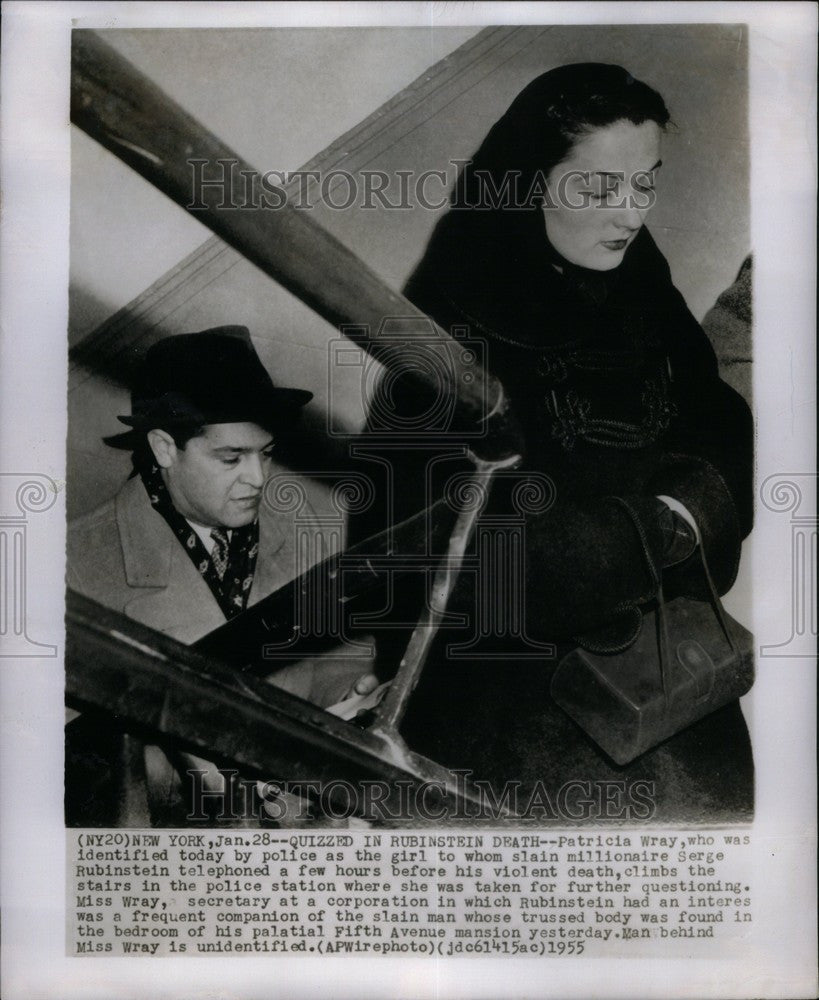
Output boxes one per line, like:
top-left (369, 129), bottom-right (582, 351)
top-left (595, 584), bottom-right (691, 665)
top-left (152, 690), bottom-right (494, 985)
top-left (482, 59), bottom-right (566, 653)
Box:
top-left (160, 422), bottom-right (276, 528)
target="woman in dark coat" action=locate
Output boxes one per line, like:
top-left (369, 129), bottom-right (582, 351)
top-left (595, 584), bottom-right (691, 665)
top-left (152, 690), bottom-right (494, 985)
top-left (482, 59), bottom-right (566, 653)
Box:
top-left (359, 64), bottom-right (754, 822)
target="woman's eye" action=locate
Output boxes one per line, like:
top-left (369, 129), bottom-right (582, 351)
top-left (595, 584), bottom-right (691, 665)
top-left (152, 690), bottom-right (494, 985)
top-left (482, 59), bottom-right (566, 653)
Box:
top-left (585, 192), bottom-right (619, 206)
top-left (633, 173), bottom-right (656, 193)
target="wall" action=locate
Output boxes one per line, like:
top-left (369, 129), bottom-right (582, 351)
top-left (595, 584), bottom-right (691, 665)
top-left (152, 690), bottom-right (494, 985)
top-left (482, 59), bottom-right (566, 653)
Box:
top-left (69, 26), bottom-right (482, 343)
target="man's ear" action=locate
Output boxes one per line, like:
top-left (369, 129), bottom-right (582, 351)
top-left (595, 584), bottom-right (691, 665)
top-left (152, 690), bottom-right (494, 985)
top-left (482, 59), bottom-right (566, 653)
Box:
top-left (146, 429), bottom-right (176, 469)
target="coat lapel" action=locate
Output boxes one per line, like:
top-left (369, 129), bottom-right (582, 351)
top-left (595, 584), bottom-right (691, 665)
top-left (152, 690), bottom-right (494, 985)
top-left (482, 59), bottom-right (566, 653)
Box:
top-left (114, 476), bottom-right (300, 643)
top-left (249, 505), bottom-right (289, 604)
top-left (116, 477), bottom-right (226, 643)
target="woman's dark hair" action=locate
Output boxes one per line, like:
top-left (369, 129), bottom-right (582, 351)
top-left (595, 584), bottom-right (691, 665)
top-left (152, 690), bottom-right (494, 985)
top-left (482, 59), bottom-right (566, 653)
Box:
top-left (455, 63), bottom-right (670, 210)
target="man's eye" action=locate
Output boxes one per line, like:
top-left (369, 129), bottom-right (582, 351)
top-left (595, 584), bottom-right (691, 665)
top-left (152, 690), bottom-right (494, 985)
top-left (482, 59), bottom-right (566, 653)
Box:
top-left (262, 449), bottom-right (276, 461)
top-left (221, 457), bottom-right (240, 467)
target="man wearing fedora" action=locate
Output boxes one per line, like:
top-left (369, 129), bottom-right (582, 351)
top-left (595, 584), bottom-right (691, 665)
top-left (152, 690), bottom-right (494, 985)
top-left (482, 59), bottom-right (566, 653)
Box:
top-left (67, 327), bottom-right (376, 825)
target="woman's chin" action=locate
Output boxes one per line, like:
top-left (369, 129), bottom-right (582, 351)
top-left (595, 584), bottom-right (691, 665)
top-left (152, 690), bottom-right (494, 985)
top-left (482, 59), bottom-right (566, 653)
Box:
top-left (587, 246), bottom-right (628, 270)
top-left (557, 245), bottom-right (628, 271)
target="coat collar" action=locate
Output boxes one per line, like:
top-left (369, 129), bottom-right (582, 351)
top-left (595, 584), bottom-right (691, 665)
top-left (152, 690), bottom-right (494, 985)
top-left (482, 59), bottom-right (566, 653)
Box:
top-left (116, 475), bottom-right (174, 588)
top-left (250, 498), bottom-right (288, 603)
top-left (115, 473), bottom-right (289, 597)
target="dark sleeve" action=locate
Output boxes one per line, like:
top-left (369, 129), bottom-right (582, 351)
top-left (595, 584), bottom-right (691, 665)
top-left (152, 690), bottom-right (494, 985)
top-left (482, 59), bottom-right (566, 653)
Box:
top-left (627, 264), bottom-right (753, 600)
top-left (662, 281), bottom-right (753, 533)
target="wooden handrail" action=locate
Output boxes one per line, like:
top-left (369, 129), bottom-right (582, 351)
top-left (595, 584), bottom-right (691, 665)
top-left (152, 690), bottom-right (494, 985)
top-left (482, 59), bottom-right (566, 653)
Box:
top-left (70, 29), bottom-right (521, 459)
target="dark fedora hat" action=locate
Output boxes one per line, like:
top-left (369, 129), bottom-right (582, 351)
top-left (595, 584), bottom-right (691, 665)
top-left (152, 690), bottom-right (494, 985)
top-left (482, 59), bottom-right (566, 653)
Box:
top-left (105, 326), bottom-right (312, 449)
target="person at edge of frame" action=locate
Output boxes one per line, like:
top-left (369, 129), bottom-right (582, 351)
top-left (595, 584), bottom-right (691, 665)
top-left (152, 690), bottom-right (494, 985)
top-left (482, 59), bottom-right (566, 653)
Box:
top-left (349, 64), bottom-right (755, 823)
top-left (65, 327), bottom-right (378, 827)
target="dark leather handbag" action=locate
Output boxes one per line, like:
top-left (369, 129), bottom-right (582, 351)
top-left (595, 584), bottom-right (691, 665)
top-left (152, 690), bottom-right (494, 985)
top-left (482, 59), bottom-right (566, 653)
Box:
top-left (551, 504), bottom-right (754, 766)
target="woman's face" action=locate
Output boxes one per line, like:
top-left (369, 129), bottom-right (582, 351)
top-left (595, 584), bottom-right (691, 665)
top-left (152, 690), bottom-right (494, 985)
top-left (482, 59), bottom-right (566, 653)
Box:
top-left (542, 119), bottom-right (662, 271)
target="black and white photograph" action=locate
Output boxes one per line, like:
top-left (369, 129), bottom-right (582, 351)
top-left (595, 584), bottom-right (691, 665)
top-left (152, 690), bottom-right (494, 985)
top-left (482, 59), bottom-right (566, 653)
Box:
top-left (64, 20), bottom-right (758, 830)
top-left (0, 3), bottom-right (815, 998)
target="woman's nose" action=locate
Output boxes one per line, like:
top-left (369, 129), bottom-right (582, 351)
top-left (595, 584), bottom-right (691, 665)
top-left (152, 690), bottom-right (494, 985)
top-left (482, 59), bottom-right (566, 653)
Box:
top-left (610, 202), bottom-right (645, 231)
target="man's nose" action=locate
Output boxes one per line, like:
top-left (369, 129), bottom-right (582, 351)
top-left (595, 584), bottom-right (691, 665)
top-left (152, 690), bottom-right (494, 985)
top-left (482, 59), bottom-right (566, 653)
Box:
top-left (240, 453), bottom-right (266, 488)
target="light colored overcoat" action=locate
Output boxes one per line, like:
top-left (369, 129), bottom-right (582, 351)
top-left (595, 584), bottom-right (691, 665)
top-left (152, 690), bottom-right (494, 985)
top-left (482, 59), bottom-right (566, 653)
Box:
top-left (67, 474), bottom-right (369, 825)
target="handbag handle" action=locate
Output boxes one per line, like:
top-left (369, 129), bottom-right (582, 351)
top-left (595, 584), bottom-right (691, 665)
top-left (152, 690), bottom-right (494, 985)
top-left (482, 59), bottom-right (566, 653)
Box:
top-left (611, 496), bottom-right (739, 708)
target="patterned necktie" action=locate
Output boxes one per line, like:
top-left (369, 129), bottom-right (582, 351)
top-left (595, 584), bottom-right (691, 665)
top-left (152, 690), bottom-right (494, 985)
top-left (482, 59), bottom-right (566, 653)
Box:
top-left (210, 528), bottom-right (230, 579)
top-left (139, 463), bottom-right (259, 619)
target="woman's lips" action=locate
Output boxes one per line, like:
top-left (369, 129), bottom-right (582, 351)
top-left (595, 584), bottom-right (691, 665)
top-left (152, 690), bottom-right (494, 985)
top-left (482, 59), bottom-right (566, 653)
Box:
top-left (601, 238), bottom-right (629, 251)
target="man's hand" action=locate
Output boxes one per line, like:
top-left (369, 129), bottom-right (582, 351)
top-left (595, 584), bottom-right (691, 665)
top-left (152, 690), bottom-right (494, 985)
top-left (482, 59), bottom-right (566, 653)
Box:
top-left (326, 672), bottom-right (390, 721)
top-left (262, 637), bottom-right (379, 708)
top-left (347, 671), bottom-right (380, 699)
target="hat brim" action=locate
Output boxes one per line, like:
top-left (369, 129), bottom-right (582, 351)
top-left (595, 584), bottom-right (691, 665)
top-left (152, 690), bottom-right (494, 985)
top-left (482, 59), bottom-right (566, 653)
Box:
top-left (104, 429), bottom-right (144, 450)
top-left (116, 387), bottom-right (313, 427)
top-left (106, 387), bottom-right (314, 449)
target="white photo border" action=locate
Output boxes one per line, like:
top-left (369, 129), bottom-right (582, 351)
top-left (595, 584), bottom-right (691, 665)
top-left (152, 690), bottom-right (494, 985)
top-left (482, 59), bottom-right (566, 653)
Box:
top-left (1, 3), bottom-right (815, 998)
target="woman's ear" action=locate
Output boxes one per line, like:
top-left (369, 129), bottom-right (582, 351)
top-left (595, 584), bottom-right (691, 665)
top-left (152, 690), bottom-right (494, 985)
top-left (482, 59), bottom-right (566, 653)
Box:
top-left (146, 429), bottom-right (176, 469)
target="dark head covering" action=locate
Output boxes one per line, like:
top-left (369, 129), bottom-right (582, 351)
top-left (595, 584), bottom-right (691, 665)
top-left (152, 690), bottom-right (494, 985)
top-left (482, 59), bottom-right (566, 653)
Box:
top-left (404, 63), bottom-right (671, 351)
top-left (105, 326), bottom-right (312, 448)
top-left (454, 63), bottom-right (669, 211)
